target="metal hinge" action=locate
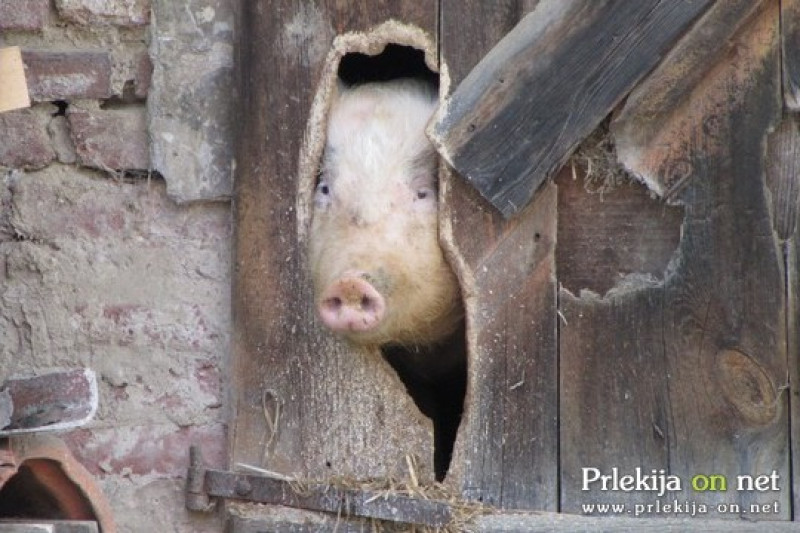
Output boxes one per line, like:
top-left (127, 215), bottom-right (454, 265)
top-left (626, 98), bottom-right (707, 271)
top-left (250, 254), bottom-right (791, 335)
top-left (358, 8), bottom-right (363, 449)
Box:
top-left (185, 446), bottom-right (453, 528)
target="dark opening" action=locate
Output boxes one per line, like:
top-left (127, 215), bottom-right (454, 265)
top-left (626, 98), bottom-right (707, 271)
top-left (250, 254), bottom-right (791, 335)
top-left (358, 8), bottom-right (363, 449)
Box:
top-left (51, 101), bottom-right (68, 117)
top-left (338, 44), bottom-right (465, 482)
top-left (382, 327), bottom-right (467, 482)
top-left (338, 44), bottom-right (439, 88)
top-left (0, 459), bottom-right (95, 520)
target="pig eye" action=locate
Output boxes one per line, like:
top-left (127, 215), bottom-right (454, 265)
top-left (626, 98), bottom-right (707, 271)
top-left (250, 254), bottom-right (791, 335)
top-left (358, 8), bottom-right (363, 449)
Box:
top-left (414, 187), bottom-right (435, 202)
top-left (314, 179), bottom-right (332, 208)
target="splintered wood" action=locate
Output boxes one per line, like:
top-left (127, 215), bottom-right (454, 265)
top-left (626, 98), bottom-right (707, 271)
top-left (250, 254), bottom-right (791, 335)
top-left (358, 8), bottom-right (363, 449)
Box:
top-left (562, 0), bottom-right (789, 517)
top-left (429, 0), bottom-right (713, 218)
top-left (0, 46), bottom-right (30, 113)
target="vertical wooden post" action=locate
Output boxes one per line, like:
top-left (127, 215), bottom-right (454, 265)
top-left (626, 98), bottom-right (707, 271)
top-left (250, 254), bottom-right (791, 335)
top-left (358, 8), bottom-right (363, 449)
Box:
top-left (439, 0), bottom-right (559, 511)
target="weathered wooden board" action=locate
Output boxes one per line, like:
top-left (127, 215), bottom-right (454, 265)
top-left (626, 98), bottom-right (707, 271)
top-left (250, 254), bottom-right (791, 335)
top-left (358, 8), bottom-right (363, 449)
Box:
top-left (560, 286), bottom-right (672, 513)
top-left (232, 0), bottom-right (440, 489)
top-left (792, 221), bottom-right (800, 523)
top-left (229, 504), bottom-right (800, 533)
top-left (563, 1), bottom-right (788, 517)
top-left (439, 0), bottom-right (558, 510)
top-left (613, 0), bottom-right (768, 198)
top-left (783, 0), bottom-right (800, 110)
top-left (473, 512), bottom-right (800, 531)
top-left (557, 172), bottom-right (683, 511)
top-left (765, 117), bottom-right (800, 241)
top-left (768, 116), bottom-right (800, 519)
top-left (0, 47), bottom-right (30, 113)
top-left (430, 0), bottom-right (713, 218)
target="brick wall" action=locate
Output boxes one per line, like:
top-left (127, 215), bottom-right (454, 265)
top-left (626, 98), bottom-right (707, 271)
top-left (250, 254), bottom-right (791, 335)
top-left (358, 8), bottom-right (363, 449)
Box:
top-left (0, 1), bottom-right (233, 532)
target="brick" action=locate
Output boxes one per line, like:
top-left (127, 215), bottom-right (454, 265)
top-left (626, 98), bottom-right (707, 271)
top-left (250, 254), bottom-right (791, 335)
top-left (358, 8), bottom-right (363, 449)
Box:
top-left (67, 104), bottom-right (149, 171)
top-left (64, 424), bottom-right (226, 477)
top-left (0, 108), bottom-right (55, 169)
top-left (55, 0), bottom-right (150, 26)
top-left (23, 50), bottom-right (113, 101)
top-left (0, 1), bottom-right (49, 31)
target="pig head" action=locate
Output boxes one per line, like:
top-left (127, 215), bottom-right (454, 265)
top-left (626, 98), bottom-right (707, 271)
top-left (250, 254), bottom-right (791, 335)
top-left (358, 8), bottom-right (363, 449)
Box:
top-left (309, 79), bottom-right (463, 347)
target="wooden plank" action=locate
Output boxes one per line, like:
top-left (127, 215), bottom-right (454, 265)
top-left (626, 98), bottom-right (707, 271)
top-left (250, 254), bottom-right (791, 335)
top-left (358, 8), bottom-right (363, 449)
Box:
top-left (613, 0), bottom-right (768, 197)
top-left (771, 116), bottom-right (800, 518)
top-left (430, 0), bottom-right (714, 218)
top-left (473, 513), bottom-right (800, 532)
top-left (0, 47), bottom-right (30, 113)
top-left (230, 506), bottom-right (800, 533)
top-left (765, 117), bottom-right (800, 241)
top-left (439, 0), bottom-right (558, 511)
top-left (783, 0), bottom-right (800, 109)
top-left (557, 173), bottom-right (681, 512)
top-left (560, 287), bottom-right (672, 514)
top-left (228, 509), bottom-right (373, 533)
top-left (232, 0), bottom-right (440, 491)
top-left (791, 218), bottom-right (800, 521)
top-left (562, 1), bottom-right (788, 518)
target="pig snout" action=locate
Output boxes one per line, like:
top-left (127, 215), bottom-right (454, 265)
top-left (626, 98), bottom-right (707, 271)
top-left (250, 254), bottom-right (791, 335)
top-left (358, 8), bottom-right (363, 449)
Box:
top-left (318, 273), bottom-right (386, 334)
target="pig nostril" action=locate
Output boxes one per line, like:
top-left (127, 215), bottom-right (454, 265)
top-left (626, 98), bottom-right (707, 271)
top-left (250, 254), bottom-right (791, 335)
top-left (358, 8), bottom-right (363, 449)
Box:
top-left (327, 297), bottom-right (342, 310)
top-left (360, 295), bottom-right (373, 310)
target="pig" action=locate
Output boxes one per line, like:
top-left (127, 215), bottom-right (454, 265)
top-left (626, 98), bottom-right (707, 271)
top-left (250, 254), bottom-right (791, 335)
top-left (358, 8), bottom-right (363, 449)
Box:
top-left (309, 79), bottom-right (463, 347)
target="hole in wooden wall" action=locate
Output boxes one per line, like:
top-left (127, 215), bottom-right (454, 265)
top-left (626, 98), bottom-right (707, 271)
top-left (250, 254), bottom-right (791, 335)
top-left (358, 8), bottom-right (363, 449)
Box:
top-left (382, 328), bottom-right (466, 482)
top-left (555, 162), bottom-right (684, 297)
top-left (308, 41), bottom-right (467, 482)
top-left (337, 44), bottom-right (439, 87)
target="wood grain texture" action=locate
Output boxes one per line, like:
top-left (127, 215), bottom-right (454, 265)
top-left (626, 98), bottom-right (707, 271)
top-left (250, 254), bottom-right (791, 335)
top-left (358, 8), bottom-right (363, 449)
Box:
top-left (562, 1), bottom-right (788, 517)
top-left (556, 172), bottom-right (683, 296)
top-left (232, 0), bottom-right (439, 486)
top-left (430, 0), bottom-right (713, 218)
top-left (791, 218), bottom-right (800, 521)
top-left (473, 512), bottom-right (800, 531)
top-left (765, 116), bottom-right (800, 240)
top-left (439, 0), bottom-right (558, 511)
top-left (782, 117), bottom-right (800, 520)
top-left (613, 0), bottom-right (774, 198)
top-left (560, 286), bottom-right (672, 513)
top-left (783, 0), bottom-right (800, 109)
top-left (613, 0), bottom-right (766, 196)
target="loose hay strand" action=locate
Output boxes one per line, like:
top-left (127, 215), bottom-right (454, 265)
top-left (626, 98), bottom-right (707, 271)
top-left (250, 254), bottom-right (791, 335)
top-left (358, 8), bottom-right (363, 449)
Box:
top-left (234, 469), bottom-right (490, 532)
top-left (568, 117), bottom-right (636, 195)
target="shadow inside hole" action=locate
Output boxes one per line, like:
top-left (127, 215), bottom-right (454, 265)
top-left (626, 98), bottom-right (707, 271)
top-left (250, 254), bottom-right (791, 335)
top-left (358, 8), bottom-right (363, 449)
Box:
top-left (338, 44), bottom-right (439, 88)
top-left (382, 326), bottom-right (467, 482)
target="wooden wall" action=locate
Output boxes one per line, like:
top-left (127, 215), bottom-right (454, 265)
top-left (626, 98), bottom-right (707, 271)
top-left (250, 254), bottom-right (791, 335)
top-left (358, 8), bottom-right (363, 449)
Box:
top-left (232, 0), bottom-right (798, 525)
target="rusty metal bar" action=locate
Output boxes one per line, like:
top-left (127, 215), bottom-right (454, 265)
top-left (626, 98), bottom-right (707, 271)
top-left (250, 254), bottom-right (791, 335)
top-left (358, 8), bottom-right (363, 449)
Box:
top-left (186, 446), bottom-right (452, 527)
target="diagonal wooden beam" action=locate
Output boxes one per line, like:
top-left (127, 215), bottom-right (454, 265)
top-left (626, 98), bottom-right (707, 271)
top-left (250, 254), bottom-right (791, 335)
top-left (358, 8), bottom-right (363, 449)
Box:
top-left (429, 0), bottom-right (714, 218)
